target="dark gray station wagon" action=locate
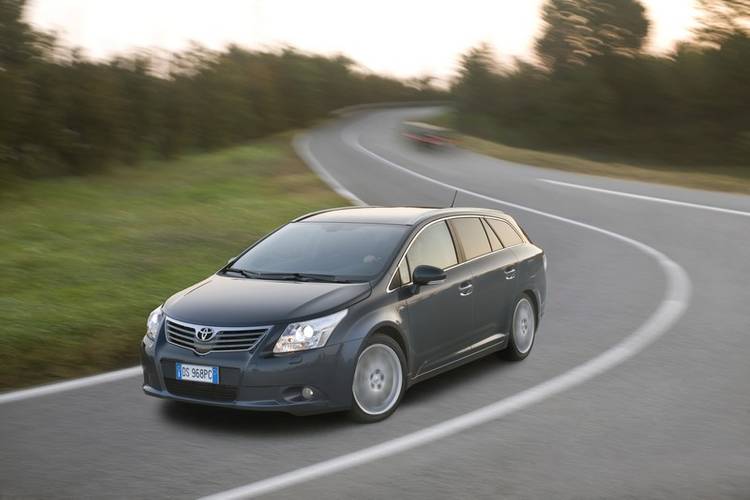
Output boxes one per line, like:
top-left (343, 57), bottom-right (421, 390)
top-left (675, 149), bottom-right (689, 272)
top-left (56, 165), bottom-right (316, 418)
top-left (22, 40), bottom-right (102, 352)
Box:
top-left (141, 207), bottom-right (547, 422)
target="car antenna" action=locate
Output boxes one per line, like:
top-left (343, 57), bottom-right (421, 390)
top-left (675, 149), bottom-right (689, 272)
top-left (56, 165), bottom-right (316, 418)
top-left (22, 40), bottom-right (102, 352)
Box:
top-left (449, 190), bottom-right (458, 208)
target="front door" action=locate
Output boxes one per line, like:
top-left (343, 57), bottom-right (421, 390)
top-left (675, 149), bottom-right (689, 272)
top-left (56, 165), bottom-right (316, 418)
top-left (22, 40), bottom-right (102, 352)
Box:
top-left (406, 265), bottom-right (475, 376)
top-left (401, 220), bottom-right (474, 375)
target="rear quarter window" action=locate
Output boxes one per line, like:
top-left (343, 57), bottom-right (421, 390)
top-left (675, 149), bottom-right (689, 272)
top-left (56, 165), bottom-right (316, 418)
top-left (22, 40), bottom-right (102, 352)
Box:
top-left (487, 218), bottom-right (524, 247)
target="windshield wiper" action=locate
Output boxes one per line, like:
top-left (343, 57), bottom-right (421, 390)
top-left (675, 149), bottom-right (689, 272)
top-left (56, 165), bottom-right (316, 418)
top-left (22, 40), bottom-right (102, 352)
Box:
top-left (225, 268), bottom-right (361, 283)
top-left (260, 272), bottom-right (360, 283)
top-left (224, 268), bottom-right (263, 279)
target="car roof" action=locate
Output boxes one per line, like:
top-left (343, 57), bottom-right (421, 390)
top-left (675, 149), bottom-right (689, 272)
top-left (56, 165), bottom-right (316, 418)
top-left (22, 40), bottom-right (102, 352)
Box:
top-left (294, 206), bottom-right (508, 226)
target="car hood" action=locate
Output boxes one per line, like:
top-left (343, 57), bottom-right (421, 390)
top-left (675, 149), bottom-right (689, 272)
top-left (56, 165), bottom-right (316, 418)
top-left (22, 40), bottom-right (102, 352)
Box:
top-left (163, 274), bottom-right (371, 326)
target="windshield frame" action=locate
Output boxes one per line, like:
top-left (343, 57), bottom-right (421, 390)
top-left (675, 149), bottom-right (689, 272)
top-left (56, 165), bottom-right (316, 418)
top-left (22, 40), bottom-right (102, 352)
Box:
top-left (219, 221), bottom-right (412, 284)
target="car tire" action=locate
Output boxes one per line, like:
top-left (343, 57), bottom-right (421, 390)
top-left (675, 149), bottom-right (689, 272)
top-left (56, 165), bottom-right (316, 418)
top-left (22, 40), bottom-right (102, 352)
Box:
top-left (503, 294), bottom-right (536, 361)
top-left (349, 333), bottom-right (407, 423)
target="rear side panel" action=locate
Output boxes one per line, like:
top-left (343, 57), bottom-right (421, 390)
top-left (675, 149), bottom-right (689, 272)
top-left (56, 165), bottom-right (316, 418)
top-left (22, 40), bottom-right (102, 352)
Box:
top-left (512, 244), bottom-right (546, 319)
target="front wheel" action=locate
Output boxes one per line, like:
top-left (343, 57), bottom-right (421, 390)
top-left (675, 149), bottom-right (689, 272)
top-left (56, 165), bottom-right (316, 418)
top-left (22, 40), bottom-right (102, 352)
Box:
top-left (504, 294), bottom-right (536, 361)
top-left (349, 334), bottom-right (406, 423)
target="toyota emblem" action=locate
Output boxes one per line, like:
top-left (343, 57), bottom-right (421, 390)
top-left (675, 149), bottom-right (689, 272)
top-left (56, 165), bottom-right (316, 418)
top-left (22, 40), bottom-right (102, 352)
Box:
top-left (196, 327), bottom-right (217, 342)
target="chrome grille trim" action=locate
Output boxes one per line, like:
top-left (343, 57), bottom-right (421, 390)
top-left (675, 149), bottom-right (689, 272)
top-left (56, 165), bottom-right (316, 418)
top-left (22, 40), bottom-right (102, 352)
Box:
top-left (165, 317), bottom-right (272, 355)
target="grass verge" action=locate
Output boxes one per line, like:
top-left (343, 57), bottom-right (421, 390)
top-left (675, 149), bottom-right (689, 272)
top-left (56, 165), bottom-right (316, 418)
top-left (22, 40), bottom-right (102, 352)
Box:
top-left (0, 134), bottom-right (344, 390)
top-left (428, 112), bottom-right (750, 195)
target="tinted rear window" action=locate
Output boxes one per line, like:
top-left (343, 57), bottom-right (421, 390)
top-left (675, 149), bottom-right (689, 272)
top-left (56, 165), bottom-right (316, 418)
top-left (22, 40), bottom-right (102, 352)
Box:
top-left (487, 219), bottom-right (524, 247)
top-left (406, 221), bottom-right (458, 270)
top-left (450, 218), bottom-right (492, 260)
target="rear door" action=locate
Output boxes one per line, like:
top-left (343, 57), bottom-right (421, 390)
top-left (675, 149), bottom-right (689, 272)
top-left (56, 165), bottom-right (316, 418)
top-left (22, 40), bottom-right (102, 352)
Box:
top-left (448, 217), bottom-right (516, 349)
top-left (479, 217), bottom-right (525, 335)
top-left (401, 220), bottom-right (475, 375)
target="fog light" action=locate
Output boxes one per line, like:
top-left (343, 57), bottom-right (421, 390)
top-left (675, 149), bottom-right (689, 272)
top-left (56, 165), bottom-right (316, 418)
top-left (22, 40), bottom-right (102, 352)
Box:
top-left (301, 387), bottom-right (315, 400)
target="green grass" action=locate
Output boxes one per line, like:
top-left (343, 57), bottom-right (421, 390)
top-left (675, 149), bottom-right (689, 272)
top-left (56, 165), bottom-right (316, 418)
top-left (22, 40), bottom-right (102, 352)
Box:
top-left (427, 111), bottom-right (750, 195)
top-left (0, 134), bottom-right (344, 390)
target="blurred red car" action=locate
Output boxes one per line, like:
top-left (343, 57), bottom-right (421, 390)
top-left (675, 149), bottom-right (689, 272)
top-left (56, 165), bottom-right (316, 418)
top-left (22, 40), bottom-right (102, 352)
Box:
top-left (402, 121), bottom-right (456, 148)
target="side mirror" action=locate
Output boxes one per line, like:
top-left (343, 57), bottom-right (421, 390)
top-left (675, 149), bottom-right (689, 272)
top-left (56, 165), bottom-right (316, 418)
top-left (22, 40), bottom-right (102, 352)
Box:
top-left (412, 265), bottom-right (446, 287)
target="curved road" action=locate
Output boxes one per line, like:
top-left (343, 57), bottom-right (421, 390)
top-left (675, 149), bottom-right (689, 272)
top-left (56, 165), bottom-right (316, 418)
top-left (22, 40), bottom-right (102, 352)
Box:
top-left (2, 108), bottom-right (749, 499)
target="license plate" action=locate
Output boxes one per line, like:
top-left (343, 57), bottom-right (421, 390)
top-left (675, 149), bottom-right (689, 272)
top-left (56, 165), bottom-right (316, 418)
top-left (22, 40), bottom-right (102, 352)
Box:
top-left (175, 363), bottom-right (219, 384)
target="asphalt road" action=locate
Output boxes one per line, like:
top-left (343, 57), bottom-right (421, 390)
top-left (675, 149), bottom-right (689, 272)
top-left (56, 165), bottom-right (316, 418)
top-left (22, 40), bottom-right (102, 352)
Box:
top-left (2, 108), bottom-right (749, 499)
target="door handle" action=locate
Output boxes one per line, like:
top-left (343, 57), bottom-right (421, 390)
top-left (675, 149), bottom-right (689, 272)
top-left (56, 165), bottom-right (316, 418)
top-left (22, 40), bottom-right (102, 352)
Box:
top-left (504, 267), bottom-right (517, 280)
top-left (458, 282), bottom-right (473, 296)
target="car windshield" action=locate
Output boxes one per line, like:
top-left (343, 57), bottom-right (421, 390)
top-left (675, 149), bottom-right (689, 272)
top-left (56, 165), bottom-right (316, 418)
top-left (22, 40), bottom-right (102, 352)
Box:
top-left (229, 222), bottom-right (408, 281)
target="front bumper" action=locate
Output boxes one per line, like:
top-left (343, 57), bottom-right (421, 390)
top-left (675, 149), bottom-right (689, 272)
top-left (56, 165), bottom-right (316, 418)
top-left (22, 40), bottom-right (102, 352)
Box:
top-left (141, 334), bottom-right (361, 415)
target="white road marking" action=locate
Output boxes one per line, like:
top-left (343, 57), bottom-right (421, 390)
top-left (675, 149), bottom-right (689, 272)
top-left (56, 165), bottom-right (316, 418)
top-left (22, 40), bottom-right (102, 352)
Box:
top-left (293, 134), bottom-right (366, 206)
top-left (541, 178), bottom-right (750, 218)
top-left (0, 366), bottom-right (141, 405)
top-left (201, 129), bottom-right (691, 500)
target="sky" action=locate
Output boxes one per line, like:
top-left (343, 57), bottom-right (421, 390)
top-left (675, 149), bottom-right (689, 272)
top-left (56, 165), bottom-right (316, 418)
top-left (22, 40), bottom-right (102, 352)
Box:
top-left (26, 0), bottom-right (699, 81)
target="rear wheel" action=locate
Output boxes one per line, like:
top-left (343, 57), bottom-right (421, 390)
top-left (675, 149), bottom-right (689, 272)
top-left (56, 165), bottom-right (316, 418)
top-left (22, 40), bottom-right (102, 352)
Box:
top-left (504, 294), bottom-right (536, 361)
top-left (349, 334), bottom-right (406, 423)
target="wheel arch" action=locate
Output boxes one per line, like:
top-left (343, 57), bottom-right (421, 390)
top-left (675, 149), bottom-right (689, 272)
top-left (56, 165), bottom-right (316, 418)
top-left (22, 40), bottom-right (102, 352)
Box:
top-left (367, 322), bottom-right (409, 364)
top-left (522, 288), bottom-right (540, 325)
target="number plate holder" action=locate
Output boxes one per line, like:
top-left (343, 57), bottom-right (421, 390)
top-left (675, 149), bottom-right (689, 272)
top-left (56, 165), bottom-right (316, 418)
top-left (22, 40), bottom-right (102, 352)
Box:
top-left (175, 363), bottom-right (219, 384)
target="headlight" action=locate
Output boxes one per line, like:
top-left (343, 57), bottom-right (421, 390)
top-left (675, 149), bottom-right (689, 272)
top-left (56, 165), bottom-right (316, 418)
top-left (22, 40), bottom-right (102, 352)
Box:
top-left (273, 309), bottom-right (347, 353)
top-left (146, 305), bottom-right (164, 341)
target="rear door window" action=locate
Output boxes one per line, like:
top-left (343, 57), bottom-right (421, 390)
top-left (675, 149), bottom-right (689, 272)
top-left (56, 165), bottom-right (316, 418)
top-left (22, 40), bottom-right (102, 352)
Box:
top-left (406, 221), bottom-right (458, 270)
top-left (487, 219), bottom-right (524, 247)
top-left (449, 217), bottom-right (492, 261)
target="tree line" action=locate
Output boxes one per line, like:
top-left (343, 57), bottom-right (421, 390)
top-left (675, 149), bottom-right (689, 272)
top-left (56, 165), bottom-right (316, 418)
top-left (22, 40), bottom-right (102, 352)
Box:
top-left (3, 0), bottom-right (747, 181)
top-left (0, 0), bottom-right (443, 181)
top-left (452, 0), bottom-right (750, 165)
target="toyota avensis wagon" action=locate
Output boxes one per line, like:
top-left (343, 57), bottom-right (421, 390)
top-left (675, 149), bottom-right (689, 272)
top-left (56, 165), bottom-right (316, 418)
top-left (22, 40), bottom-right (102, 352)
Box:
top-left (141, 207), bottom-right (547, 422)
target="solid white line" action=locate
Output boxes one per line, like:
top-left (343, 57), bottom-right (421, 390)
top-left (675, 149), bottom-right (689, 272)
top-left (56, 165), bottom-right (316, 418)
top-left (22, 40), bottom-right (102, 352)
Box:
top-left (0, 366), bottom-right (141, 405)
top-left (293, 134), bottom-right (366, 206)
top-left (201, 130), bottom-right (691, 500)
top-left (540, 178), bottom-right (750, 218)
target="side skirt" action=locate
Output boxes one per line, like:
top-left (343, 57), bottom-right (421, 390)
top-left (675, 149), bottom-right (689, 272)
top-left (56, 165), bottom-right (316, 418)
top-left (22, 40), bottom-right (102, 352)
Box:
top-left (408, 333), bottom-right (508, 387)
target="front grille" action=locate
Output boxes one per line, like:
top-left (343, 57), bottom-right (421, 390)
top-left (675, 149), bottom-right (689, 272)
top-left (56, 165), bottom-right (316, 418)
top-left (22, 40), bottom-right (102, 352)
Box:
top-left (164, 379), bottom-right (237, 402)
top-left (166, 318), bottom-right (270, 355)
